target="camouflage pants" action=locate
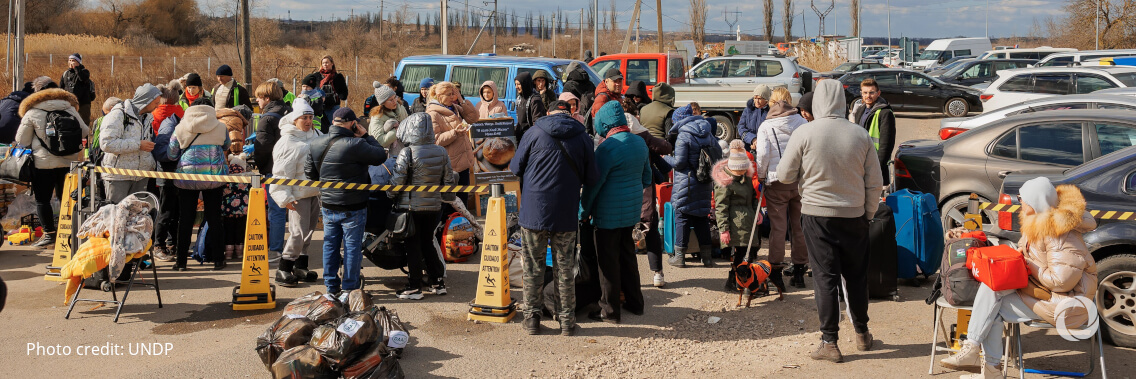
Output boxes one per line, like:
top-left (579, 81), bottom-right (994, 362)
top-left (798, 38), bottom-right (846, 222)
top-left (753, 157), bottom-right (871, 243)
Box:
top-left (520, 227), bottom-right (577, 325)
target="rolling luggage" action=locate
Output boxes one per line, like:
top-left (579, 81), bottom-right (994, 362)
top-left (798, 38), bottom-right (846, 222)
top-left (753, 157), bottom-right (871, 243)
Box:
top-left (655, 182), bottom-right (672, 212)
top-left (867, 202), bottom-right (898, 300)
top-left (886, 189), bottom-right (944, 280)
top-left (662, 202), bottom-right (675, 254)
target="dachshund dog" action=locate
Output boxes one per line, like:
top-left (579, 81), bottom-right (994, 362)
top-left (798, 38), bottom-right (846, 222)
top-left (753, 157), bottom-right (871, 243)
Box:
top-left (734, 260), bottom-right (785, 307)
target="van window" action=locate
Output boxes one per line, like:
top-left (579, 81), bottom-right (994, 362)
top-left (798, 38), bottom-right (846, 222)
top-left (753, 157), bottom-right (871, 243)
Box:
top-left (1094, 123), bottom-right (1136, 156)
top-left (668, 57), bottom-right (686, 79)
top-left (590, 60), bottom-right (620, 79)
top-left (1075, 74), bottom-right (1116, 94)
top-left (919, 50), bottom-right (945, 60)
top-left (953, 49), bottom-right (972, 57)
top-left (402, 64), bottom-right (447, 92)
top-left (1018, 123), bottom-right (1084, 165)
top-left (999, 75), bottom-right (1032, 92)
top-left (451, 66), bottom-right (508, 97)
top-left (1032, 74), bottom-right (1072, 94)
top-left (627, 59), bottom-right (659, 83)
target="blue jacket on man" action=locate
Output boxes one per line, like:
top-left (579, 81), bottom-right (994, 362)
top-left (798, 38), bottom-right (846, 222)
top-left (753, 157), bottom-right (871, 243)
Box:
top-left (511, 112), bottom-right (598, 232)
top-left (736, 98), bottom-right (769, 147)
top-left (579, 101), bottom-right (652, 230)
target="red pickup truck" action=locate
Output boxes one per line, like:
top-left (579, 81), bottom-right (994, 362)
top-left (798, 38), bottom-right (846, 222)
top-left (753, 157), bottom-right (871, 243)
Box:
top-left (588, 53), bottom-right (687, 98)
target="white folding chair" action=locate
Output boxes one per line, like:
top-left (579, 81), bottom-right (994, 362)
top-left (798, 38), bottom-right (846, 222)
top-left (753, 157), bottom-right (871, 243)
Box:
top-left (1009, 320), bottom-right (1107, 379)
top-left (929, 297), bottom-right (974, 374)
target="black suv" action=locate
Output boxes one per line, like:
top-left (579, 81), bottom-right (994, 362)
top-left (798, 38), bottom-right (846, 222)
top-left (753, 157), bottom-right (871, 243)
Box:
top-left (935, 59), bottom-right (1036, 87)
top-left (840, 69), bottom-right (984, 117)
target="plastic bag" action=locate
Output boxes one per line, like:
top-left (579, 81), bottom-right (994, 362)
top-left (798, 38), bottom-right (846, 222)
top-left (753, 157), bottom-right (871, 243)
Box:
top-left (283, 292), bottom-right (346, 325)
top-left (0, 190), bottom-right (35, 231)
top-left (341, 342), bottom-right (405, 379)
top-left (270, 345), bottom-right (337, 379)
top-left (369, 306), bottom-right (409, 358)
top-left (309, 311), bottom-right (378, 367)
top-left (345, 289), bottom-right (373, 313)
top-left (256, 315), bottom-right (317, 371)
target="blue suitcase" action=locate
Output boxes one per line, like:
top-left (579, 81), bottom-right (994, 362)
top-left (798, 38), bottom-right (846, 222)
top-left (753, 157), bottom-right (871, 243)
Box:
top-left (886, 189), bottom-right (944, 279)
top-left (662, 202), bottom-right (675, 254)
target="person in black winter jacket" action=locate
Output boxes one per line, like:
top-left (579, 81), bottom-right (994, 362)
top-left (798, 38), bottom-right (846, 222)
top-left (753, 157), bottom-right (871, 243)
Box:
top-left (253, 81), bottom-right (292, 175)
top-left (562, 62), bottom-right (596, 119)
top-left (513, 71), bottom-right (546, 142)
top-left (848, 78), bottom-right (896, 186)
top-left (305, 108), bottom-right (387, 295)
top-left (60, 53), bottom-right (94, 124)
top-left (0, 88), bottom-right (29, 144)
top-left (410, 78), bottom-right (433, 114)
top-left (314, 55), bottom-right (350, 124)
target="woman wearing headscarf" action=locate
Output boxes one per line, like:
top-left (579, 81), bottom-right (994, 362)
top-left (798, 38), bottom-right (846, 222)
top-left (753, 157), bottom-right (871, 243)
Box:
top-left (941, 178), bottom-right (1097, 378)
top-left (167, 105), bottom-right (231, 271)
top-left (476, 81), bottom-right (508, 119)
top-left (314, 55), bottom-right (349, 125)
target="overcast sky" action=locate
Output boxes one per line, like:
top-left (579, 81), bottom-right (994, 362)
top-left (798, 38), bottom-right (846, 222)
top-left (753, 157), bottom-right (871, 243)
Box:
top-left (192, 0), bottom-right (1068, 39)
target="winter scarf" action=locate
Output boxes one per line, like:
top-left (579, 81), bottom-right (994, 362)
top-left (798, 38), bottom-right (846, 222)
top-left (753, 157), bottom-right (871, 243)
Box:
top-left (151, 104), bottom-right (183, 134)
top-left (184, 90), bottom-right (200, 105)
top-left (319, 67), bottom-right (338, 87)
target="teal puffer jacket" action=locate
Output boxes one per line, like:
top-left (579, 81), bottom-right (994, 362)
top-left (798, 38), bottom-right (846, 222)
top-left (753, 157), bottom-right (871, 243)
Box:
top-left (579, 101), bottom-right (653, 230)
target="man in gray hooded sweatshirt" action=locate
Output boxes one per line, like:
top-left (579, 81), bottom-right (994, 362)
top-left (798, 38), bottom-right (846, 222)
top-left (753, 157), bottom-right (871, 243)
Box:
top-left (777, 78), bottom-right (884, 363)
top-left (99, 83), bottom-right (161, 203)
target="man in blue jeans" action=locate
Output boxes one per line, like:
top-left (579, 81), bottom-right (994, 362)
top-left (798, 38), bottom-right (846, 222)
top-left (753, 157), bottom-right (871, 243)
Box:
top-left (305, 108), bottom-right (387, 295)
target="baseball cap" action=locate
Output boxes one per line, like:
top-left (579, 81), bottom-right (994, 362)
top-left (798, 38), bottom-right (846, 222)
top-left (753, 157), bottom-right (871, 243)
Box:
top-left (549, 100), bottom-right (571, 113)
top-left (604, 69), bottom-right (623, 81)
top-left (333, 107), bottom-right (358, 123)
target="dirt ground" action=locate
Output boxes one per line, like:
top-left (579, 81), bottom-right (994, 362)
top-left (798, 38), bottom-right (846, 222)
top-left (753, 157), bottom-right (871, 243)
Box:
top-left (1, 114), bottom-right (1133, 378)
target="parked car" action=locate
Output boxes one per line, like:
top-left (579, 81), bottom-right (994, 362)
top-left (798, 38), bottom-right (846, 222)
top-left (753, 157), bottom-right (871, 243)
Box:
top-left (588, 52), bottom-right (687, 98)
top-left (839, 69), bottom-right (984, 117)
top-left (977, 47), bottom-right (1076, 60)
top-left (907, 37), bottom-right (992, 71)
top-left (672, 54), bottom-right (805, 140)
top-left (893, 109), bottom-right (1136, 233)
top-left (862, 45), bottom-right (890, 58)
top-left (1036, 49), bottom-right (1136, 67)
top-left (939, 94), bottom-right (1136, 139)
top-left (980, 66), bottom-right (1136, 111)
top-left (935, 58), bottom-right (1036, 87)
top-left (395, 55), bottom-right (601, 120)
top-left (924, 56), bottom-right (977, 74)
top-left (993, 145), bottom-right (1136, 348)
top-left (816, 60), bottom-right (888, 80)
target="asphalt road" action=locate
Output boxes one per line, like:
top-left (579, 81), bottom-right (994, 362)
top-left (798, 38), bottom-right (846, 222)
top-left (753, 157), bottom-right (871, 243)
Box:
top-left (2, 112), bottom-right (1133, 378)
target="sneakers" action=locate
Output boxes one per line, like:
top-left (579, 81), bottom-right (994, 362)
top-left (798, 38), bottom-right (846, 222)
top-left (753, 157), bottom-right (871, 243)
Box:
top-left (397, 285), bottom-right (424, 300)
top-left (33, 233), bottom-right (56, 248)
top-left (652, 272), bottom-right (665, 288)
top-left (153, 246), bottom-right (175, 262)
top-left (523, 315), bottom-right (541, 335)
top-left (428, 279), bottom-right (448, 295)
top-left (810, 340), bottom-right (843, 363)
top-left (960, 363), bottom-right (1002, 379)
top-left (940, 341), bottom-right (982, 373)
top-left (855, 331), bottom-right (874, 352)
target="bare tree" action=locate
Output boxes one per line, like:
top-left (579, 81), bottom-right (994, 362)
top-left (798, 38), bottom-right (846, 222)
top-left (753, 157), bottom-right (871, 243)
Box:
top-left (850, 0), bottom-right (859, 36)
top-left (609, 0), bottom-right (618, 32)
top-left (763, 0), bottom-right (774, 42)
top-left (783, 0), bottom-right (795, 41)
top-left (689, 0), bottom-right (707, 47)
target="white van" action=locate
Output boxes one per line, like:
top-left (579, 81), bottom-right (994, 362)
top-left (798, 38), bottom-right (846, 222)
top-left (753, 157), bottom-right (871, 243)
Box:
top-left (979, 47), bottom-right (1076, 60)
top-left (909, 37), bottom-right (992, 71)
top-left (1036, 49), bottom-right (1136, 67)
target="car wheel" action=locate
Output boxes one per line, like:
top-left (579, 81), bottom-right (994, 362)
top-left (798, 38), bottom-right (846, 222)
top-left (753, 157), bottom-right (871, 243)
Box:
top-left (944, 97), bottom-right (970, 117)
top-left (711, 114), bottom-right (736, 142)
top-left (940, 195), bottom-right (997, 232)
top-left (1095, 254), bottom-right (1136, 348)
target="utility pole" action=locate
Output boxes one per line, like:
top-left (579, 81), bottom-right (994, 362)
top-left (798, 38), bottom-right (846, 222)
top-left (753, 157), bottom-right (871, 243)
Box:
top-left (621, 0), bottom-right (642, 53)
top-left (801, 9), bottom-right (807, 41)
top-left (636, 13), bottom-right (641, 52)
top-left (1096, 0), bottom-right (1100, 50)
top-left (656, 0), bottom-right (663, 52)
top-left (724, 8), bottom-right (741, 42)
top-left (985, 0), bottom-right (989, 38)
top-left (887, 0), bottom-right (892, 50)
top-left (10, 0), bottom-right (22, 90)
top-left (6, 0), bottom-right (12, 75)
top-left (240, 0), bottom-right (252, 90)
top-left (593, 0), bottom-right (599, 55)
top-left (442, 0), bottom-right (449, 54)
top-left (811, 0), bottom-right (834, 39)
top-left (485, 0), bottom-right (497, 53)
top-left (580, 9), bottom-right (585, 59)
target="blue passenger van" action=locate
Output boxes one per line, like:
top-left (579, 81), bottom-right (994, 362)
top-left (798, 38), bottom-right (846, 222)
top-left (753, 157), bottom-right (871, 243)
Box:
top-left (394, 54), bottom-right (601, 119)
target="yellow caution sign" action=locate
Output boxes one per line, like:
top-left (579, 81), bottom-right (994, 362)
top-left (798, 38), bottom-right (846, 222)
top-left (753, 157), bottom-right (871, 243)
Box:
top-left (233, 188), bottom-right (276, 310)
top-left (468, 184), bottom-right (516, 323)
top-left (45, 173), bottom-right (79, 281)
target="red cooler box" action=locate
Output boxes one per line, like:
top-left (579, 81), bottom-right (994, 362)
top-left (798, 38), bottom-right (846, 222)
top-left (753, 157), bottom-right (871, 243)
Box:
top-left (966, 245), bottom-right (1028, 291)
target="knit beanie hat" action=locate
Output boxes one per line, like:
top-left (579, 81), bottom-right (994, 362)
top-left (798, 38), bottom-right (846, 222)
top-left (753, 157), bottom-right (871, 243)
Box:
top-left (753, 84), bottom-right (772, 100)
top-left (1019, 177), bottom-right (1058, 214)
top-left (302, 73), bottom-right (321, 88)
top-left (68, 53), bottom-right (82, 65)
top-left (726, 140), bottom-right (749, 171)
top-left (216, 64), bottom-right (233, 76)
top-left (374, 83), bottom-right (396, 105)
top-left (185, 73), bottom-right (203, 87)
top-left (797, 91), bottom-right (815, 114)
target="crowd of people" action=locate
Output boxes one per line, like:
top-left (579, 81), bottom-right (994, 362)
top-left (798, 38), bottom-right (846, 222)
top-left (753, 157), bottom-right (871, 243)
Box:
top-left (2, 53), bottom-right (1100, 368)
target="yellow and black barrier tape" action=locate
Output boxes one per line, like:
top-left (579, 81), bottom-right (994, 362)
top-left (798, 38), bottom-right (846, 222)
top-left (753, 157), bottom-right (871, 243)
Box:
top-left (262, 177), bottom-right (487, 193)
top-left (86, 166), bottom-right (488, 192)
top-left (979, 202), bottom-right (1136, 221)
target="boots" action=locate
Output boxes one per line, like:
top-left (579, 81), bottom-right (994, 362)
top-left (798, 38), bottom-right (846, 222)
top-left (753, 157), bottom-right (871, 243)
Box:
top-left (724, 269), bottom-right (740, 292)
top-left (294, 255), bottom-right (319, 282)
top-left (940, 341), bottom-right (982, 373)
top-left (699, 245), bottom-right (715, 267)
top-left (276, 259), bottom-right (299, 287)
top-left (768, 266), bottom-right (786, 292)
top-left (668, 247), bottom-right (686, 268)
top-left (789, 263), bottom-right (808, 288)
top-left (225, 245), bottom-right (234, 260)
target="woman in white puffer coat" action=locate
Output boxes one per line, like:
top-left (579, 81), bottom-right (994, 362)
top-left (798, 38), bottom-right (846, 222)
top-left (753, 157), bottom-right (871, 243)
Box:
top-left (269, 99), bottom-right (323, 286)
top-left (752, 100), bottom-right (811, 288)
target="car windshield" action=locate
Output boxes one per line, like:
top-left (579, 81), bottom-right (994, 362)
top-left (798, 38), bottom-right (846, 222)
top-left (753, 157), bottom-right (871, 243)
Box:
top-left (939, 61), bottom-right (971, 76)
top-left (835, 62), bottom-right (858, 71)
top-left (918, 50), bottom-right (944, 60)
top-left (1111, 73), bottom-right (1136, 87)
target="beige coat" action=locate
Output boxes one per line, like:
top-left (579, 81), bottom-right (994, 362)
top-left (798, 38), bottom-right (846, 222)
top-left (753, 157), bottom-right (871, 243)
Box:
top-left (16, 89), bottom-right (90, 169)
top-left (427, 100), bottom-right (478, 172)
top-left (1017, 184), bottom-right (1098, 328)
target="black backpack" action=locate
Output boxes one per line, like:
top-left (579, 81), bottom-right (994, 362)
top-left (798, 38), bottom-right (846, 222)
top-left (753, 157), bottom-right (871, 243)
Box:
top-left (38, 110), bottom-right (84, 156)
top-left (694, 144), bottom-right (720, 184)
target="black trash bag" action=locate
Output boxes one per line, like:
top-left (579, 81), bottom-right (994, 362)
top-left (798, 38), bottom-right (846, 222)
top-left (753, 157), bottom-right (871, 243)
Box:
top-left (345, 289), bottom-right (373, 313)
top-left (270, 345), bottom-right (337, 379)
top-left (309, 311), bottom-right (379, 368)
top-left (256, 315), bottom-right (318, 371)
top-left (369, 306), bottom-right (409, 358)
top-left (283, 292), bottom-right (346, 325)
top-left (341, 342), bottom-right (405, 379)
